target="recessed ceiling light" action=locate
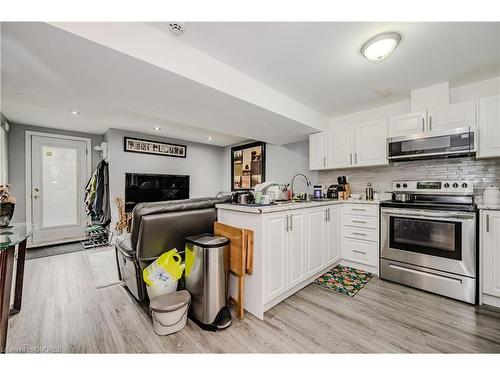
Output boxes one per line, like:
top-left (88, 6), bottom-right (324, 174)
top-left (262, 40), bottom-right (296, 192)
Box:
top-left (361, 32), bottom-right (401, 61)
top-left (153, 127), bottom-right (161, 131)
top-left (70, 110), bottom-right (80, 115)
top-left (207, 136), bottom-right (214, 142)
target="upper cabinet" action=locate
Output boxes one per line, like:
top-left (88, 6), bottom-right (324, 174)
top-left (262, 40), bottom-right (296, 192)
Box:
top-left (388, 111), bottom-right (426, 137)
top-left (309, 132), bottom-right (330, 170)
top-left (309, 120), bottom-right (387, 170)
top-left (329, 128), bottom-right (355, 168)
top-left (478, 95), bottom-right (500, 159)
top-left (354, 119), bottom-right (388, 167)
top-left (388, 100), bottom-right (477, 138)
top-left (427, 100), bottom-right (476, 132)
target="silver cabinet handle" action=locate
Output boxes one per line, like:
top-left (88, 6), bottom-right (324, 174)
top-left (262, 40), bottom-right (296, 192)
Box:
top-left (351, 232), bottom-right (367, 236)
top-left (355, 153), bottom-right (358, 164)
top-left (429, 115), bottom-right (432, 131)
top-left (324, 209), bottom-right (328, 222)
top-left (289, 214), bottom-right (293, 231)
top-left (352, 208), bottom-right (366, 211)
top-left (486, 214), bottom-right (490, 233)
top-left (352, 250), bottom-right (367, 255)
top-left (422, 117), bottom-right (425, 132)
top-left (323, 156), bottom-right (326, 167)
top-left (352, 220), bottom-right (367, 224)
top-left (328, 208), bottom-right (331, 222)
top-left (350, 153), bottom-right (353, 165)
top-left (285, 214), bottom-right (289, 232)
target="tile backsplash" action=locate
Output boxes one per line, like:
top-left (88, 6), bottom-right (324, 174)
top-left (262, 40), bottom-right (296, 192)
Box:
top-left (318, 157), bottom-right (500, 196)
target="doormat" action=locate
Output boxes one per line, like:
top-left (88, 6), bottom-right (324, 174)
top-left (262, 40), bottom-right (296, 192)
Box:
top-left (313, 265), bottom-right (373, 297)
top-left (88, 247), bottom-right (122, 289)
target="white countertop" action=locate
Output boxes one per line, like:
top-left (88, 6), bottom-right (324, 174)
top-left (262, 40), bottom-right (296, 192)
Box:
top-left (216, 199), bottom-right (380, 214)
top-left (477, 203), bottom-right (500, 210)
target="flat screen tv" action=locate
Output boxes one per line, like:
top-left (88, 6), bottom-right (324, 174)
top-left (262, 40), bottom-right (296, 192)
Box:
top-left (125, 173), bottom-right (190, 212)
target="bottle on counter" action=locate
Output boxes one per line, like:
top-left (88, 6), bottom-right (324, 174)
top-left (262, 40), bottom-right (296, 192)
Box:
top-left (365, 182), bottom-right (374, 201)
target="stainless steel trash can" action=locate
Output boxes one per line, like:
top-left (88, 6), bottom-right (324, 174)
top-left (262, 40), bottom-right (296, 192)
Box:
top-left (185, 234), bottom-right (231, 331)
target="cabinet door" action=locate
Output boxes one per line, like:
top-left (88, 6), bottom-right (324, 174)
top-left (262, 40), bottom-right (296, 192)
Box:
top-left (288, 211), bottom-right (307, 288)
top-left (309, 132), bottom-right (327, 170)
top-left (354, 119), bottom-right (388, 167)
top-left (306, 208), bottom-right (326, 276)
top-left (325, 206), bottom-right (342, 265)
top-left (428, 101), bottom-right (476, 132)
top-left (478, 95), bottom-right (500, 158)
top-left (388, 111), bottom-right (426, 137)
top-left (265, 214), bottom-right (288, 301)
top-left (329, 128), bottom-right (355, 169)
top-left (482, 211), bottom-right (500, 298)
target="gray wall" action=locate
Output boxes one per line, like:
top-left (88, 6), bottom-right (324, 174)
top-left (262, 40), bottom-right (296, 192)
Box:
top-left (105, 128), bottom-right (226, 224)
top-left (318, 156), bottom-right (500, 196)
top-left (7, 122), bottom-right (104, 222)
top-left (222, 140), bottom-right (319, 194)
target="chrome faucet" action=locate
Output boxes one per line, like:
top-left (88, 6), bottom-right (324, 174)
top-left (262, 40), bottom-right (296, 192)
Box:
top-left (290, 173), bottom-right (312, 199)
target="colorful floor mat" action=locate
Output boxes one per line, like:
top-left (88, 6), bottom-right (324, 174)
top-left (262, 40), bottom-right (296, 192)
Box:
top-left (313, 264), bottom-right (374, 297)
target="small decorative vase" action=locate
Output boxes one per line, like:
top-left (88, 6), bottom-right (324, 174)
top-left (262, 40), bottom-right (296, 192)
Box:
top-left (0, 202), bottom-right (15, 228)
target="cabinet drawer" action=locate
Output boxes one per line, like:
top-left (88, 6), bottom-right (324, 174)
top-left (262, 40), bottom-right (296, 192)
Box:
top-left (343, 238), bottom-right (378, 266)
top-left (343, 204), bottom-right (378, 217)
top-left (344, 226), bottom-right (378, 242)
top-left (344, 215), bottom-right (378, 229)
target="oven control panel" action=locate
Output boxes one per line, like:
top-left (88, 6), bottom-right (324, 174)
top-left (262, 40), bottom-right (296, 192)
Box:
top-left (393, 180), bottom-right (473, 194)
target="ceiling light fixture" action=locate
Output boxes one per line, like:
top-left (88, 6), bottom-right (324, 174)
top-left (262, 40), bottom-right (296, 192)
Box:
top-left (361, 32), bottom-right (401, 61)
top-left (70, 110), bottom-right (80, 115)
top-left (153, 127), bottom-right (161, 131)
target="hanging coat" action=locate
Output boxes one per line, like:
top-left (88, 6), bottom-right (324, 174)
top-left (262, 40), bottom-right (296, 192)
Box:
top-left (85, 160), bottom-right (111, 226)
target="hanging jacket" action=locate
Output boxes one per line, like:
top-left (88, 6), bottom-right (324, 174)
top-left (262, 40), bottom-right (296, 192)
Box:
top-left (85, 160), bottom-right (111, 226)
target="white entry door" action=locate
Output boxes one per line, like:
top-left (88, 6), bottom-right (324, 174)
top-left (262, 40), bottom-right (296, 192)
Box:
top-left (29, 133), bottom-right (90, 246)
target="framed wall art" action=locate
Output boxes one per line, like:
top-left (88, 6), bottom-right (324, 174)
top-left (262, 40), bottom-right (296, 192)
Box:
top-left (231, 141), bottom-right (265, 190)
top-left (124, 137), bottom-right (187, 158)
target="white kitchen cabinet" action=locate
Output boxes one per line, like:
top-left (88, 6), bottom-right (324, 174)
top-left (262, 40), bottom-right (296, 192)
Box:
top-left (427, 100), bottom-right (476, 132)
top-left (265, 214), bottom-right (288, 300)
top-left (481, 210), bottom-right (500, 306)
top-left (329, 128), bottom-right (355, 169)
top-left (306, 207), bottom-right (326, 276)
top-left (478, 95), bottom-right (500, 159)
top-left (354, 119), bottom-right (388, 167)
top-left (309, 132), bottom-right (329, 170)
top-left (388, 110), bottom-right (426, 137)
top-left (325, 205), bottom-right (342, 265)
top-left (288, 211), bottom-right (307, 288)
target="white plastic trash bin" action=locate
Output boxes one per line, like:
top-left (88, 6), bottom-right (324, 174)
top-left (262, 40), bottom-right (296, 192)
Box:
top-left (150, 290), bottom-right (191, 335)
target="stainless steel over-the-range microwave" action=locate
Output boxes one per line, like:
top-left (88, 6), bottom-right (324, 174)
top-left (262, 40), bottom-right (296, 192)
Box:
top-left (388, 127), bottom-right (476, 161)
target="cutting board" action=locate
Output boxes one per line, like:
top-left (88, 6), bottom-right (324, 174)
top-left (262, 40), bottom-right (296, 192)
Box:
top-left (214, 222), bottom-right (245, 277)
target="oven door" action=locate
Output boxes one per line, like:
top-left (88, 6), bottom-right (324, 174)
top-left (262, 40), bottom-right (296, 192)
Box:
top-left (381, 208), bottom-right (476, 277)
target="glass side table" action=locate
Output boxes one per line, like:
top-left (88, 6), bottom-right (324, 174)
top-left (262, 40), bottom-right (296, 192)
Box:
top-left (0, 223), bottom-right (33, 353)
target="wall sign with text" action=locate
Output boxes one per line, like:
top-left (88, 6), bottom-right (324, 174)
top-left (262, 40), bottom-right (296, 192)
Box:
top-left (123, 137), bottom-right (187, 158)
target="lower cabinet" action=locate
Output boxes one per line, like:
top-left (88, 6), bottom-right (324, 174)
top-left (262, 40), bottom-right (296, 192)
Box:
top-left (264, 204), bottom-right (342, 304)
top-left (481, 210), bottom-right (500, 307)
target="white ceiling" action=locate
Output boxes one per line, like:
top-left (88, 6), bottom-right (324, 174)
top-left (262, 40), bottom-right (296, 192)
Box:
top-left (1, 22), bottom-right (320, 146)
top-left (1, 22), bottom-right (499, 146)
top-left (169, 22), bottom-right (500, 116)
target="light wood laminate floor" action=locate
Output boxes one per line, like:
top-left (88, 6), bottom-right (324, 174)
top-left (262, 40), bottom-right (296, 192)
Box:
top-left (7, 249), bottom-right (500, 353)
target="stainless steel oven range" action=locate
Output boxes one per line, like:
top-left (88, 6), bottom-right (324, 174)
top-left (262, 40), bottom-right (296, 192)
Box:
top-left (380, 180), bottom-right (477, 304)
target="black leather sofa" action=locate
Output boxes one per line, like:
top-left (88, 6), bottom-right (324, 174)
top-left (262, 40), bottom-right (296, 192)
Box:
top-left (115, 196), bottom-right (230, 301)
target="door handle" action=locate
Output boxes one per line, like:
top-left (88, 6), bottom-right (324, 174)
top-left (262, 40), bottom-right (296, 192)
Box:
top-left (429, 116), bottom-right (432, 131)
top-left (327, 208), bottom-right (331, 222)
top-left (33, 187), bottom-right (40, 199)
top-left (289, 214), bottom-right (293, 231)
top-left (350, 153), bottom-right (353, 165)
top-left (325, 209), bottom-right (328, 222)
top-left (285, 214), bottom-right (289, 232)
top-left (422, 118), bottom-right (425, 132)
top-left (486, 214), bottom-right (490, 233)
top-left (354, 153), bottom-right (358, 164)
top-left (323, 156), bottom-right (326, 167)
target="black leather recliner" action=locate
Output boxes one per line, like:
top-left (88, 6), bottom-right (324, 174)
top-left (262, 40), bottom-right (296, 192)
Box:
top-left (114, 197), bottom-right (230, 301)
